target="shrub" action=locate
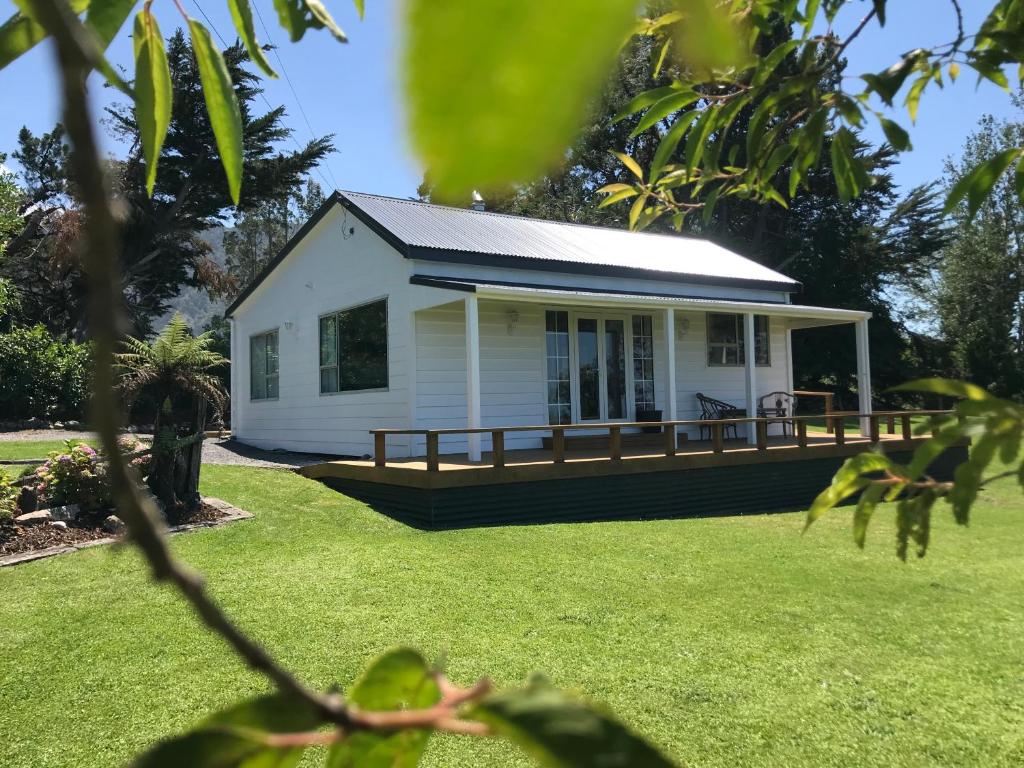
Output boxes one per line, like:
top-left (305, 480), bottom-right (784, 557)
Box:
top-left (0, 471), bottom-right (17, 523)
top-left (34, 440), bottom-right (110, 511)
top-left (0, 324), bottom-right (91, 421)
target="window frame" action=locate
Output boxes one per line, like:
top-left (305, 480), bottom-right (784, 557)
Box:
top-left (249, 328), bottom-right (280, 402)
top-left (705, 313), bottom-right (770, 368)
top-left (317, 296), bottom-right (390, 396)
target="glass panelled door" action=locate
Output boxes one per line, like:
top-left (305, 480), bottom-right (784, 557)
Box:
top-left (574, 315), bottom-right (630, 422)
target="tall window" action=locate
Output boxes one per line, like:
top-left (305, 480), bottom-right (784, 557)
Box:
top-left (545, 310), bottom-right (571, 424)
top-left (320, 299), bottom-right (388, 393)
top-left (632, 315), bottom-right (655, 411)
top-left (250, 330), bottom-right (279, 400)
top-left (707, 313), bottom-right (770, 366)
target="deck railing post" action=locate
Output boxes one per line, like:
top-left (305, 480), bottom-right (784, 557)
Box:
top-left (374, 433), bottom-right (386, 467)
top-left (426, 432), bottom-right (439, 472)
top-left (797, 420), bottom-right (808, 448)
top-left (825, 393), bottom-right (834, 433)
top-left (755, 420), bottom-right (767, 451)
top-left (552, 428), bottom-right (565, 463)
top-left (834, 420), bottom-right (845, 446)
top-left (886, 414), bottom-right (896, 434)
top-left (712, 422), bottom-right (724, 453)
top-left (663, 423), bottom-right (677, 456)
top-left (609, 426), bottom-right (622, 461)
top-left (491, 430), bottom-right (504, 468)
top-left (869, 415), bottom-right (880, 444)
top-left (901, 414), bottom-right (912, 441)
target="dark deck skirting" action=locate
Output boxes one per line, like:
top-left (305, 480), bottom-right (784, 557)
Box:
top-left (313, 445), bottom-right (969, 530)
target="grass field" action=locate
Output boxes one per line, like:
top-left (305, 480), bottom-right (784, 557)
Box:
top-left (0, 440), bottom-right (85, 463)
top-left (1, 457), bottom-right (1022, 766)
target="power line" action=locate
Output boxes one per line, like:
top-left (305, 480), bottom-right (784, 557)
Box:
top-left (188, 0), bottom-right (339, 193)
top-left (251, 1), bottom-right (341, 191)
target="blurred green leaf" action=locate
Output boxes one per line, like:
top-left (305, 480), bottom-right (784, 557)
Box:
top-left (890, 378), bottom-right (994, 400)
top-left (612, 85), bottom-right (682, 124)
top-left (630, 90), bottom-right (698, 138)
top-left (879, 117), bottom-right (911, 151)
top-left (650, 109), bottom-right (699, 182)
top-left (405, 0), bottom-right (636, 200)
top-left (830, 126), bottom-right (870, 201)
top-left (133, 693), bottom-right (323, 768)
top-left (328, 647), bottom-right (441, 768)
top-left (853, 482), bottom-right (888, 548)
top-left (273, 0), bottom-right (347, 42)
top-left (0, 12), bottom-right (46, 69)
top-left (944, 147), bottom-right (1021, 216)
top-left (227, 0), bottom-right (278, 78)
top-left (805, 451), bottom-right (893, 529)
top-left (471, 678), bottom-right (676, 768)
top-left (134, 11), bottom-right (172, 197)
top-left (86, 0), bottom-right (134, 48)
top-left (188, 18), bottom-right (244, 204)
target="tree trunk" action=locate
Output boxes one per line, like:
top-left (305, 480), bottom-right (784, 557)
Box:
top-left (146, 396), bottom-right (207, 518)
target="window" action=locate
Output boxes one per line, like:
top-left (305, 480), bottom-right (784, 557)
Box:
top-left (319, 299), bottom-right (389, 393)
top-left (632, 315), bottom-right (655, 411)
top-left (545, 310), bottom-right (571, 424)
top-left (706, 313), bottom-right (770, 366)
top-left (249, 330), bottom-right (279, 400)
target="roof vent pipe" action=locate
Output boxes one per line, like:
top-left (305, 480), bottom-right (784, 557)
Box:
top-left (470, 190), bottom-right (485, 211)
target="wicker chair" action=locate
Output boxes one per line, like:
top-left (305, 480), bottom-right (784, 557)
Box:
top-left (758, 391), bottom-right (797, 436)
top-left (696, 392), bottom-right (741, 440)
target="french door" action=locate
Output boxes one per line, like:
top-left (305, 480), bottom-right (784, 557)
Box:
top-left (573, 315), bottom-right (630, 422)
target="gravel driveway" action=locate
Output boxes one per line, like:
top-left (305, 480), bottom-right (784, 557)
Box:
top-left (0, 430), bottom-right (328, 469)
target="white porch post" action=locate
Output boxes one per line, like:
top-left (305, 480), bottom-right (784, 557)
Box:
top-left (855, 318), bottom-right (873, 436)
top-left (465, 295), bottom-right (482, 461)
top-left (665, 308), bottom-right (677, 420)
top-left (664, 308), bottom-right (677, 449)
top-left (744, 312), bottom-right (758, 445)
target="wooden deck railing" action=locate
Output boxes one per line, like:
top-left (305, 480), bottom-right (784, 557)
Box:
top-left (368, 410), bottom-right (952, 471)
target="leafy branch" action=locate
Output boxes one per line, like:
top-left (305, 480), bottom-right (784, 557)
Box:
top-left (3, 0), bottom-right (679, 765)
top-left (600, 0), bottom-right (1024, 230)
top-left (805, 379), bottom-right (1023, 560)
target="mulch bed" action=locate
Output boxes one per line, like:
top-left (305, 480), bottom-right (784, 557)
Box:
top-left (0, 520), bottom-right (109, 556)
top-left (0, 499), bottom-right (248, 566)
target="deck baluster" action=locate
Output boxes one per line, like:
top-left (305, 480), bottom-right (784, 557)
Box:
top-left (552, 428), bottom-right (565, 463)
top-left (491, 431), bottom-right (505, 468)
top-left (426, 432), bottom-right (439, 472)
top-left (869, 415), bottom-right (880, 444)
top-left (609, 426), bottom-right (622, 461)
top-left (663, 423), bottom-right (677, 456)
top-left (901, 414), bottom-right (912, 441)
top-left (886, 414), bottom-right (896, 434)
top-left (797, 420), bottom-right (808, 448)
top-left (756, 420), bottom-right (768, 451)
top-left (374, 433), bottom-right (386, 467)
top-left (712, 422), bottom-right (724, 453)
top-left (834, 420), bottom-right (845, 446)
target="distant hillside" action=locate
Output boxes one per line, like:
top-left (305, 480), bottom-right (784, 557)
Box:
top-left (155, 227), bottom-right (228, 334)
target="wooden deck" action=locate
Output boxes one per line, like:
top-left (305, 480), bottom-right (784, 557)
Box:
top-left (301, 431), bottom-right (921, 490)
top-left (299, 412), bottom-right (967, 529)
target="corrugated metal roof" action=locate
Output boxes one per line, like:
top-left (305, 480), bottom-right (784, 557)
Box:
top-left (341, 191), bottom-right (799, 288)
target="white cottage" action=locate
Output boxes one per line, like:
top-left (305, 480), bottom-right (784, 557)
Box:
top-left (225, 190), bottom-right (875, 461)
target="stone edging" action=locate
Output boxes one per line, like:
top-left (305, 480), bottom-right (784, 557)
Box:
top-left (0, 496), bottom-right (253, 568)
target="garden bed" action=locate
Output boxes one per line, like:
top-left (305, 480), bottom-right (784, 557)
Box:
top-left (0, 497), bottom-right (252, 567)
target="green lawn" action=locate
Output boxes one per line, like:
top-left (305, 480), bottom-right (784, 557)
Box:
top-left (0, 440), bottom-right (86, 463)
top-left (1, 462), bottom-right (1022, 767)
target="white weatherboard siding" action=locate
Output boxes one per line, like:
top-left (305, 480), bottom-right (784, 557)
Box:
top-left (412, 301), bottom-right (793, 455)
top-left (230, 206), bottom-right (413, 457)
top-left (673, 310), bottom-right (790, 437)
top-left (413, 300), bottom-right (548, 455)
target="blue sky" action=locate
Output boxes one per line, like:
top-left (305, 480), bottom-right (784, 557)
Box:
top-left (0, 1), bottom-right (1015, 199)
